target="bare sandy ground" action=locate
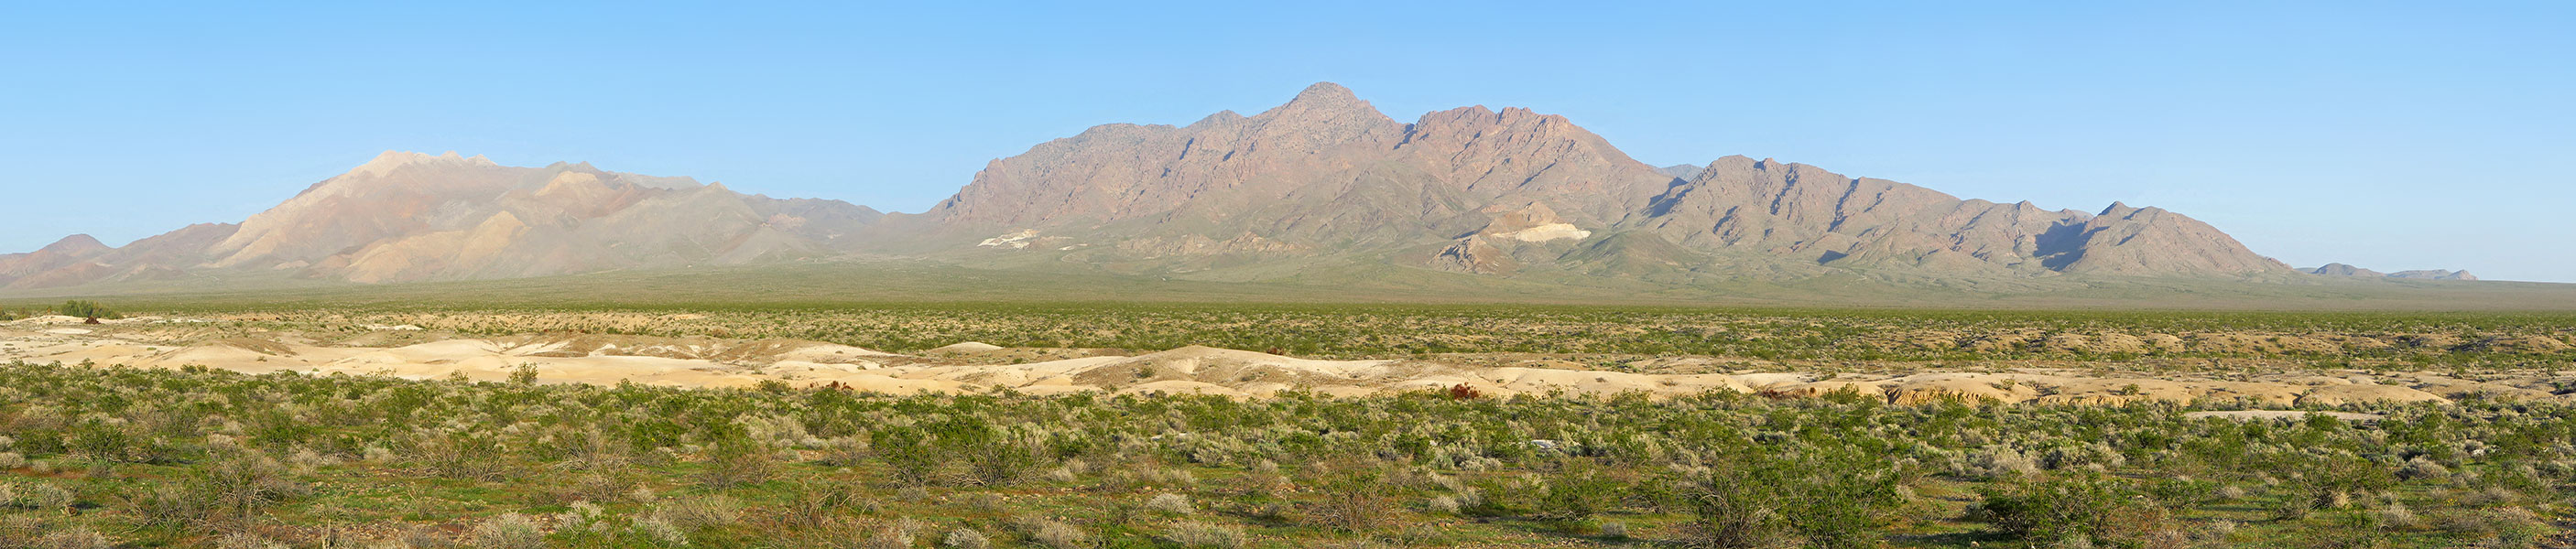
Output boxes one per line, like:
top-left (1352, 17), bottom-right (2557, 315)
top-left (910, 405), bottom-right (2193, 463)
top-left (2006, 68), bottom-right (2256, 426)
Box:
top-left (5, 316), bottom-right (2568, 407)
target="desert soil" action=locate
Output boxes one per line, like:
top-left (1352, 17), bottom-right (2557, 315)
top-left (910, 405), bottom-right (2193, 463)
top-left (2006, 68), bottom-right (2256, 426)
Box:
top-left (5, 315), bottom-right (2565, 407)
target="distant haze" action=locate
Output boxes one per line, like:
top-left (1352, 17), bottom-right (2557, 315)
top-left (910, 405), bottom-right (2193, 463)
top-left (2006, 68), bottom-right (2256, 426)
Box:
top-left (3, 2), bottom-right (2569, 281)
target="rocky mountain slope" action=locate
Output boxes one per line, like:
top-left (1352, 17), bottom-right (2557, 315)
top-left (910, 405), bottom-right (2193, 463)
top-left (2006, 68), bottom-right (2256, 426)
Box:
top-left (920, 82), bottom-right (2291, 280)
top-left (1, 152), bottom-right (878, 288)
top-left (9, 83), bottom-right (2375, 291)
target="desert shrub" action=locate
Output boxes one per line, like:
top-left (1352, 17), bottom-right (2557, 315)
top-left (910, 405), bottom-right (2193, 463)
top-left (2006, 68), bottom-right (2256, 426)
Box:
top-left (195, 452), bottom-right (308, 520)
top-left (1428, 495), bottom-right (1462, 514)
top-left (630, 516), bottom-right (690, 546)
top-left (818, 436), bottom-right (871, 467)
top-left (654, 495), bottom-right (742, 531)
top-left (1687, 447), bottom-right (1905, 549)
top-left (1012, 516), bottom-right (1089, 549)
top-left (694, 436), bottom-right (775, 490)
top-left (784, 479), bottom-right (857, 529)
top-left (213, 533), bottom-right (285, 549)
top-left (1165, 522), bottom-right (1248, 548)
top-left (874, 425), bottom-right (946, 486)
top-left (1966, 446), bottom-right (2040, 479)
top-left (934, 416), bottom-right (1033, 486)
top-left (507, 363), bottom-right (539, 385)
top-left (127, 484), bottom-right (205, 529)
top-left (2144, 476), bottom-right (2220, 507)
top-left (1147, 492), bottom-right (1193, 515)
top-left (1535, 458), bottom-right (1621, 522)
top-left (467, 513), bottom-right (547, 549)
top-left (413, 431), bottom-right (509, 480)
top-left (56, 300), bottom-right (117, 321)
top-left (551, 501), bottom-right (611, 543)
top-left (554, 473), bottom-right (642, 505)
top-left (2373, 502), bottom-right (2423, 531)
top-left (0, 517), bottom-right (40, 547)
top-left (2436, 507), bottom-right (2549, 546)
top-left (1970, 474), bottom-right (2165, 545)
top-left (2397, 457), bottom-right (2451, 481)
top-left (64, 419), bottom-right (142, 462)
top-left (43, 528), bottom-right (114, 549)
top-left (955, 491), bottom-right (1003, 512)
top-left (2274, 491), bottom-right (2316, 521)
top-left (16, 482), bottom-right (74, 514)
top-left (1304, 458), bottom-right (1396, 532)
top-left (942, 528), bottom-right (992, 549)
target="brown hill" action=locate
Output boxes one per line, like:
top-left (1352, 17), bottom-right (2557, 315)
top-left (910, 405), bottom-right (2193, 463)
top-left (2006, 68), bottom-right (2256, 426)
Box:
top-left (1, 152), bottom-right (878, 288)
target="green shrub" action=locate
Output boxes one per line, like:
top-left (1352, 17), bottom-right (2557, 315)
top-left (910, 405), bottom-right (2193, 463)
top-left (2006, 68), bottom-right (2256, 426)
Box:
top-left (56, 300), bottom-right (117, 321)
top-left (1535, 458), bottom-right (1620, 522)
top-left (1688, 447), bottom-right (1904, 549)
top-left (1969, 474), bottom-right (2164, 545)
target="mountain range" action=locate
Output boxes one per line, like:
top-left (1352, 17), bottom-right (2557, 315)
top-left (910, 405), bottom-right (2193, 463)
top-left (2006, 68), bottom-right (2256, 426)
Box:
top-left (0, 83), bottom-right (2482, 293)
top-left (2304, 263), bottom-right (2477, 281)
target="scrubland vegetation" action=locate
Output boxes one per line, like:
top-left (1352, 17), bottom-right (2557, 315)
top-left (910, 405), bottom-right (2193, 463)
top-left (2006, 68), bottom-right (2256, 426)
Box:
top-left (111, 304), bottom-right (2576, 365)
top-left (0, 301), bottom-right (117, 323)
top-left (2, 357), bottom-right (2573, 547)
top-left (5, 301), bottom-right (2575, 546)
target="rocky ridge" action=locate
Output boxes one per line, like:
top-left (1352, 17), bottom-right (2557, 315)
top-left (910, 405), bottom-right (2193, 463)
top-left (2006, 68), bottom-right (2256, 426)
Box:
top-left (2307, 263), bottom-right (2477, 281)
top-left (7, 83), bottom-right (2416, 290)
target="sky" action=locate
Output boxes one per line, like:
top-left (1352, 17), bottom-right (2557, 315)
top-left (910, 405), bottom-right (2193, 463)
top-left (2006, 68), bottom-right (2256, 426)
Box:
top-left (4, 1), bottom-right (2571, 282)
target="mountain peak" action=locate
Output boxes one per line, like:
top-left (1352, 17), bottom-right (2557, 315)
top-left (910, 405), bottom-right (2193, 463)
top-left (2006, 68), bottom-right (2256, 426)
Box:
top-left (349, 150), bottom-right (496, 178)
top-left (38, 234), bottom-right (107, 255)
top-left (1262, 81), bottom-right (1383, 121)
top-left (1291, 81), bottom-right (1357, 103)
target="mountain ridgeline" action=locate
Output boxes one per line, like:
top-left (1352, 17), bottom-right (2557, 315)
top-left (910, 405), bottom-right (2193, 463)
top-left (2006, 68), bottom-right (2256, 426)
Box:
top-left (0, 83), bottom-right (2473, 292)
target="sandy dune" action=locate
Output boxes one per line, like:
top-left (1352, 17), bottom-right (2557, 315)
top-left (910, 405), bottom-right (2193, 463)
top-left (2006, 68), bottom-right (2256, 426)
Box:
top-left (5, 318), bottom-right (2569, 405)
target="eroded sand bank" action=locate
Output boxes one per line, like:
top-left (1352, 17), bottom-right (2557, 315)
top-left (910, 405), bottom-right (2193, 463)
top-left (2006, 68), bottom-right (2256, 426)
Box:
top-left (5, 315), bottom-right (2567, 405)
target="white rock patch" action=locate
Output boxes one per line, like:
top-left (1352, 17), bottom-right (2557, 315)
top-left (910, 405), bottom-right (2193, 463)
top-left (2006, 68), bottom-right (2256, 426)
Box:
top-left (1492, 222), bottom-right (1591, 242)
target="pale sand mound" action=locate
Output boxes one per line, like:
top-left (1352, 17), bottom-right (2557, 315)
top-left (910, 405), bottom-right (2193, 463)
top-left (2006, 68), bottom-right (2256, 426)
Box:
top-left (2037, 378), bottom-right (2201, 404)
top-left (2408, 380), bottom-right (2550, 401)
top-left (1481, 368), bottom-right (1750, 397)
top-left (1117, 380), bottom-right (1250, 398)
top-left (1069, 346), bottom-right (1396, 387)
top-left (0, 325), bottom-right (2545, 406)
top-left (2385, 373), bottom-right (2553, 401)
top-left (1733, 372), bottom-right (1812, 390)
top-left (2297, 383), bottom-right (2449, 406)
top-left (1884, 375), bottom-right (2039, 404)
top-left (1764, 380), bottom-right (1887, 399)
top-left (931, 341), bottom-right (1005, 353)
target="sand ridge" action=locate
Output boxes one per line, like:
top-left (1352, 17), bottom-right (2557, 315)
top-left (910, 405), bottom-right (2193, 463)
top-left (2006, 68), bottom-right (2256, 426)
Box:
top-left (5, 317), bottom-right (2571, 404)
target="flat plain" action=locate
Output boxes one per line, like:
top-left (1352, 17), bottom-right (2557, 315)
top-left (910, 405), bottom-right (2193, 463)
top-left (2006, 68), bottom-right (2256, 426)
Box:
top-left (4, 285), bottom-right (2575, 548)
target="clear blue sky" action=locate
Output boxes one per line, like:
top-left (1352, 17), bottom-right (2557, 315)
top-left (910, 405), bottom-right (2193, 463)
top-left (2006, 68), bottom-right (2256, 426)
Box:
top-left (5, 1), bottom-right (2570, 281)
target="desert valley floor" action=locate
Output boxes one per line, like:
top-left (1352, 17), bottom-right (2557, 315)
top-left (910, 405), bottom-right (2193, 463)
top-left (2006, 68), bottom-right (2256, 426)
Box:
top-left (5, 305), bottom-right (2576, 548)
top-left (8, 313), bottom-right (2568, 409)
